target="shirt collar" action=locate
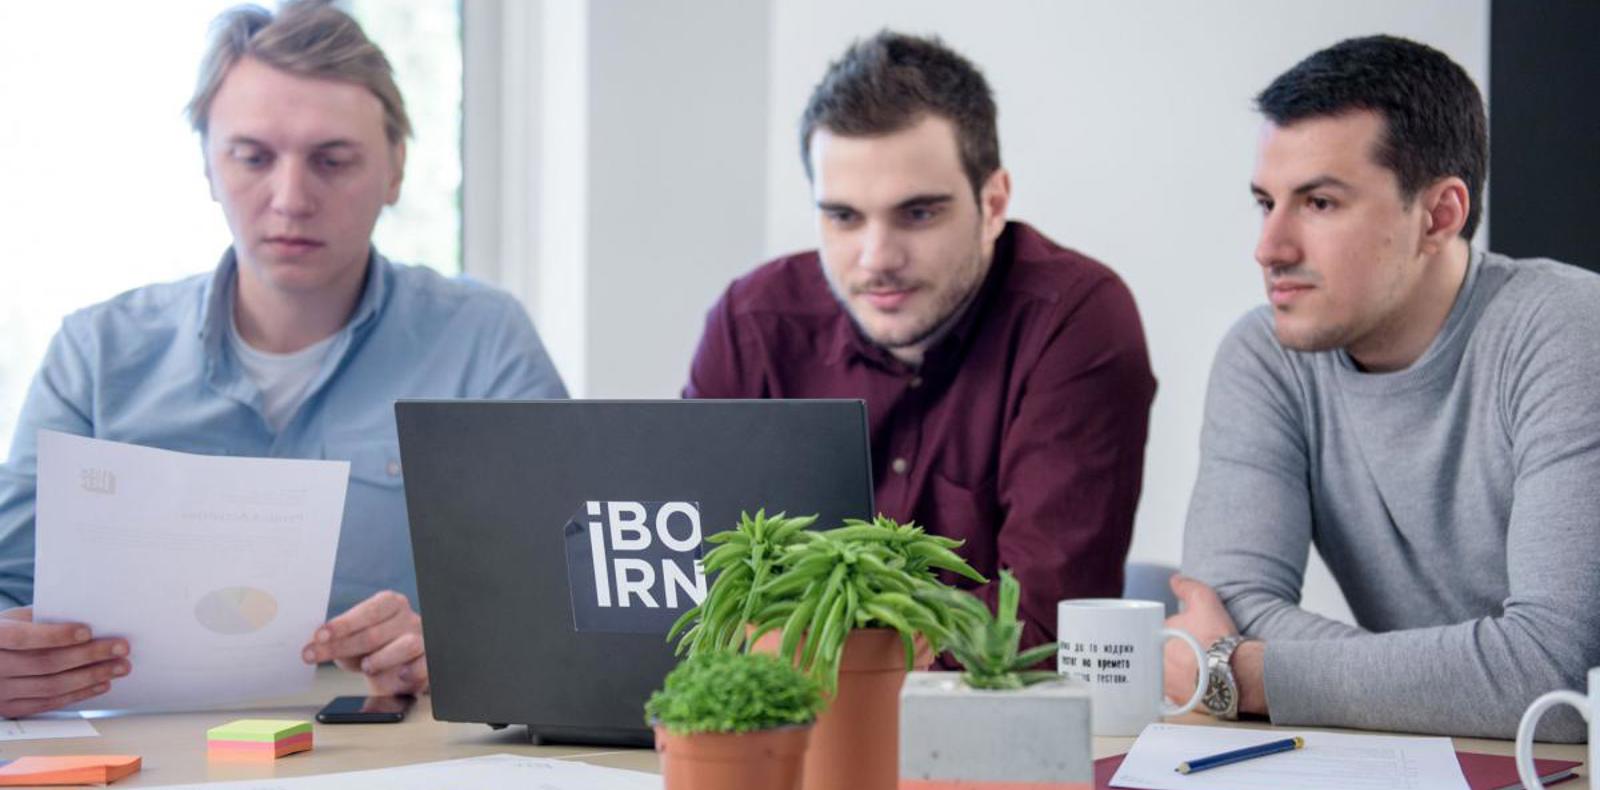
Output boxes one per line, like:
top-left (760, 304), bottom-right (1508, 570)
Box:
top-left (197, 246), bottom-right (390, 344)
top-left (823, 221), bottom-right (1019, 371)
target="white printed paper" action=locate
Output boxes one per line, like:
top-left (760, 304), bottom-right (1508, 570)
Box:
top-left (0, 713), bottom-right (98, 741)
top-left (1110, 723), bottom-right (1469, 790)
top-left (33, 431), bottom-right (348, 711)
top-left (147, 754), bottom-right (662, 789)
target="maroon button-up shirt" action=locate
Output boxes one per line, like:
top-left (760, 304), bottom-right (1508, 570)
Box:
top-left (684, 221), bottom-right (1155, 653)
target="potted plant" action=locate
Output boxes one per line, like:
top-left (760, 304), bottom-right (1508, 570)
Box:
top-left (670, 512), bottom-right (986, 790)
top-left (647, 650), bottom-right (826, 790)
top-left (899, 571), bottom-right (1094, 789)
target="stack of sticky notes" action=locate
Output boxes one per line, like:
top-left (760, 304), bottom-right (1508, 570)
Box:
top-left (206, 719), bottom-right (313, 759)
top-left (0, 755), bottom-right (141, 786)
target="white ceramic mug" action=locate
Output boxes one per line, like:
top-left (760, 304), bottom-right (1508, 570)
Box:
top-left (1057, 598), bottom-right (1208, 736)
top-left (1515, 666), bottom-right (1597, 789)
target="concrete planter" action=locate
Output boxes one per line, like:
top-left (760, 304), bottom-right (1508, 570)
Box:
top-left (899, 671), bottom-right (1093, 790)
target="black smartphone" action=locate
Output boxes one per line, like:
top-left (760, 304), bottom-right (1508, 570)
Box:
top-left (315, 694), bottom-right (414, 724)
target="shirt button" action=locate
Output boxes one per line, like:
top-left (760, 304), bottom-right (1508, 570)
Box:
top-left (891, 457), bottom-right (909, 475)
top-left (908, 376), bottom-right (923, 389)
top-left (386, 461), bottom-right (402, 477)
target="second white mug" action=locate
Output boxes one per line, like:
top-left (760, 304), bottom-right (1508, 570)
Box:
top-left (1058, 598), bottom-right (1207, 736)
top-left (1515, 666), bottom-right (1597, 789)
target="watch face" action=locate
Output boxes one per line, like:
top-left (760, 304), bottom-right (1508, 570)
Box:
top-left (1204, 674), bottom-right (1235, 714)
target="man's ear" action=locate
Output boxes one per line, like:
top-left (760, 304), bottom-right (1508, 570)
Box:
top-left (1420, 176), bottom-right (1470, 253)
top-left (385, 141), bottom-right (407, 205)
top-left (202, 139), bottom-right (219, 203)
top-left (979, 167), bottom-right (1012, 245)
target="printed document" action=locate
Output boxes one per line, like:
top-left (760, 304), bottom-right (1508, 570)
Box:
top-left (147, 754), bottom-right (661, 789)
top-left (33, 431), bottom-right (348, 711)
top-left (1110, 723), bottom-right (1469, 790)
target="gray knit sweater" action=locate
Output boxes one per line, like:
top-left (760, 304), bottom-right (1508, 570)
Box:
top-left (1183, 249), bottom-right (1600, 742)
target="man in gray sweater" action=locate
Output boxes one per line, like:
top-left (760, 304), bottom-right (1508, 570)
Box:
top-left (1163, 35), bottom-right (1600, 742)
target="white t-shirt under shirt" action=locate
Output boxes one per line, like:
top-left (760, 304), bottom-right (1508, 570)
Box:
top-left (228, 319), bottom-right (338, 433)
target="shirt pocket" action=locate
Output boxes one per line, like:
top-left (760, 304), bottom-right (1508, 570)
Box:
top-left (922, 469), bottom-right (999, 584)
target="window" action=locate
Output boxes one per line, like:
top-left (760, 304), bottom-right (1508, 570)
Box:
top-left (0, 1), bottom-right (462, 450)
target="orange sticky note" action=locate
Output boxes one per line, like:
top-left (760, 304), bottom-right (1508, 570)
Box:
top-left (0, 755), bottom-right (141, 786)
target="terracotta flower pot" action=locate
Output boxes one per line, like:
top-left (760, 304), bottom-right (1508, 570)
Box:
top-left (754, 627), bottom-right (921, 790)
top-left (654, 723), bottom-right (811, 790)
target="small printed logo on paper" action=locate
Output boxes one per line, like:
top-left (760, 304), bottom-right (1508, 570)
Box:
top-left (79, 467), bottom-right (116, 495)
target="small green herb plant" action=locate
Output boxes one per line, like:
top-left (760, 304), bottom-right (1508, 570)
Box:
top-left (670, 512), bottom-right (988, 693)
top-left (916, 570), bottom-right (1060, 690)
top-left (645, 651), bottom-right (825, 735)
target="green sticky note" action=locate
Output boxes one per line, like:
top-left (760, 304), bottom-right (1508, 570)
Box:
top-left (206, 719), bottom-right (312, 743)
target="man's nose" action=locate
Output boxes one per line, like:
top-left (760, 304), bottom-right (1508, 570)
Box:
top-left (856, 222), bottom-right (908, 275)
top-left (269, 159), bottom-right (318, 218)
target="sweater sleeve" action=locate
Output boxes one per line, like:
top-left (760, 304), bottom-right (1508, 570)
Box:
top-left (1183, 311), bottom-right (1369, 643)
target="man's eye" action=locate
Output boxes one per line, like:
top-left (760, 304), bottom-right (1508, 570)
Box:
top-left (1307, 196), bottom-right (1335, 211)
top-left (231, 147), bottom-right (269, 167)
top-left (905, 206), bottom-right (938, 223)
top-left (315, 155), bottom-right (351, 171)
top-left (824, 209), bottom-right (858, 224)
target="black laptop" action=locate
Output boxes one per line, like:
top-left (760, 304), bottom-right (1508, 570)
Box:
top-left (394, 399), bottom-right (874, 746)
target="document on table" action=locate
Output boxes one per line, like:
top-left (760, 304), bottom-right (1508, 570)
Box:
top-left (33, 431), bottom-right (348, 711)
top-left (147, 754), bottom-right (662, 789)
top-left (1109, 723), bottom-right (1469, 790)
top-left (0, 713), bottom-right (98, 741)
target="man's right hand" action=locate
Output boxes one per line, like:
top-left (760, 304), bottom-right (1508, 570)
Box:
top-left (0, 607), bottom-right (129, 717)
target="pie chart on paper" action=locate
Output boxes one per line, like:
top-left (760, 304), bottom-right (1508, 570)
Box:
top-left (194, 587), bottom-right (280, 635)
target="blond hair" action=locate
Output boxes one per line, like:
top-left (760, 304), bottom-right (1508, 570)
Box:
top-left (186, 0), bottom-right (411, 144)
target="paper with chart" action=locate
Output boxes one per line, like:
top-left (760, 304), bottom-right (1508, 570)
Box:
top-left (33, 431), bottom-right (348, 711)
top-left (146, 754), bottom-right (662, 789)
top-left (1109, 723), bottom-right (1468, 790)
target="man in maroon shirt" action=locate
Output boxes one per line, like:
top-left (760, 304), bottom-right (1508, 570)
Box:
top-left (684, 31), bottom-right (1155, 652)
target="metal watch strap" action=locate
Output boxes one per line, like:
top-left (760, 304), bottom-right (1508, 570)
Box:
top-left (1203, 635), bottom-right (1248, 720)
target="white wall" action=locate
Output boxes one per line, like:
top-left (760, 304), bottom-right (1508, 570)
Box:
top-left (513, 0), bottom-right (1489, 622)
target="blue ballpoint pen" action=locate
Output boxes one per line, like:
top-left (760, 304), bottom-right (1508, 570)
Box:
top-left (1175, 736), bottom-right (1305, 774)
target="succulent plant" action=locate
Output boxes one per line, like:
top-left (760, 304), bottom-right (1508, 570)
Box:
top-left (671, 512), bottom-right (987, 693)
top-left (916, 570), bottom-right (1060, 690)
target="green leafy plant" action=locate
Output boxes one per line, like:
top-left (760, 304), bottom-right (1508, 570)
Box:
top-left (667, 510), bottom-right (815, 655)
top-left (916, 570), bottom-right (1060, 690)
top-left (645, 651), bottom-right (825, 735)
top-left (670, 512), bottom-right (988, 693)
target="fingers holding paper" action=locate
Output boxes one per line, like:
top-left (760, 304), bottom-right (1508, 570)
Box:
top-left (301, 591), bottom-right (428, 694)
top-left (0, 606), bottom-right (131, 717)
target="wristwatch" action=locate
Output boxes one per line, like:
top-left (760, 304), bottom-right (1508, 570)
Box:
top-left (1202, 635), bottom-right (1249, 720)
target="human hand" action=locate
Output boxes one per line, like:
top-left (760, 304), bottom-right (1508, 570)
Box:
top-left (301, 591), bottom-right (427, 695)
top-left (1162, 575), bottom-right (1237, 707)
top-left (0, 607), bottom-right (130, 717)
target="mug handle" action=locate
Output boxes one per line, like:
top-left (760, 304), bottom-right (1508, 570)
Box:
top-left (1515, 690), bottom-right (1590, 790)
top-left (1158, 627), bottom-right (1209, 716)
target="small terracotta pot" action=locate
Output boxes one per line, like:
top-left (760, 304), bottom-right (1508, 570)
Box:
top-left (754, 628), bottom-right (918, 790)
top-left (654, 723), bottom-right (811, 790)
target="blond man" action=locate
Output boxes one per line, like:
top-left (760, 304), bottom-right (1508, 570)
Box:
top-left (0, 1), bottom-right (565, 715)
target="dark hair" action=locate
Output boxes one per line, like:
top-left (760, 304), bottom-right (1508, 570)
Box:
top-left (1256, 35), bottom-right (1487, 239)
top-left (799, 30), bottom-right (999, 195)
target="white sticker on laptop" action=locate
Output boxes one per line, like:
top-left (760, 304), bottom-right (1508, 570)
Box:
top-left (562, 500), bottom-right (708, 633)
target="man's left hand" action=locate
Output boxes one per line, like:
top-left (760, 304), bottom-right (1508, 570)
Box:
top-left (302, 591), bottom-right (428, 695)
top-left (1162, 575), bottom-right (1238, 707)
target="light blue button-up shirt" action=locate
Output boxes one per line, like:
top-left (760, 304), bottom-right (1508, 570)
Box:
top-left (0, 249), bottom-right (567, 615)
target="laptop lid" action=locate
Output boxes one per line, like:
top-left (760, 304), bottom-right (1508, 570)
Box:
top-left (395, 399), bottom-right (873, 744)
